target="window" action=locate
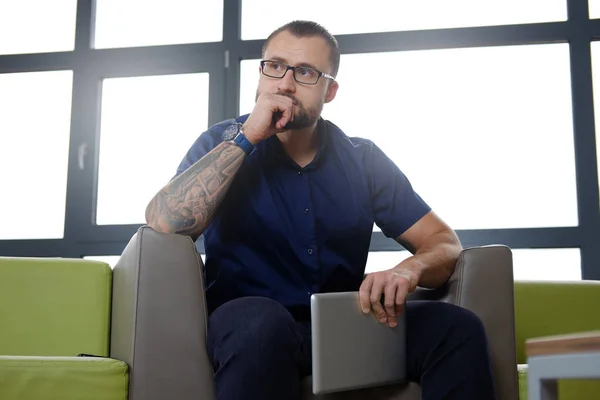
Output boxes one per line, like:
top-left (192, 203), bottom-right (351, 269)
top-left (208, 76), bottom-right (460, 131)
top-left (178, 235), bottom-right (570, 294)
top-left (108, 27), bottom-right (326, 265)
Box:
top-left (365, 251), bottom-right (411, 273)
top-left (84, 255), bottom-right (121, 268)
top-left (94, 0), bottom-right (224, 49)
top-left (241, 0), bottom-right (566, 40)
top-left (590, 0), bottom-right (600, 19)
top-left (0, 0), bottom-right (77, 55)
top-left (96, 73), bottom-right (209, 225)
top-left (84, 253), bottom-right (206, 268)
top-left (0, 71), bottom-right (73, 240)
top-left (588, 41), bottom-right (600, 206)
top-left (241, 44), bottom-right (577, 230)
top-left (364, 248), bottom-right (581, 280)
top-left (511, 248), bottom-right (581, 281)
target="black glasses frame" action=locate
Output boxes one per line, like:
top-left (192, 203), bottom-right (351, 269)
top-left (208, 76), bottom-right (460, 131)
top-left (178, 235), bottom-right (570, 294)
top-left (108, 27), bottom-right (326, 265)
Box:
top-left (260, 60), bottom-right (335, 85)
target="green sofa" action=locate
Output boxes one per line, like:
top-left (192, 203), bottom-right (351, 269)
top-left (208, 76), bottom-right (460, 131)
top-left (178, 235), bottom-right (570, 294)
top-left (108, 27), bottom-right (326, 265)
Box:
top-left (0, 257), bottom-right (128, 399)
top-left (0, 227), bottom-right (215, 400)
top-left (514, 280), bottom-right (600, 400)
top-left (2, 225), bottom-right (599, 400)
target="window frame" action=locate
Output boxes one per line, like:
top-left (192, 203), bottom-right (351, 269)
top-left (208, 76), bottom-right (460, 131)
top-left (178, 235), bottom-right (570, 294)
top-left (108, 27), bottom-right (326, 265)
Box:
top-left (0, 0), bottom-right (599, 281)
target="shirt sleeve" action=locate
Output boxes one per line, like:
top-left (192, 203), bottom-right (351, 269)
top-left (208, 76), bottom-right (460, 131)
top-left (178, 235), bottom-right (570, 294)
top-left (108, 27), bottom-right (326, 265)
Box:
top-left (173, 117), bottom-right (242, 179)
top-left (368, 142), bottom-right (431, 239)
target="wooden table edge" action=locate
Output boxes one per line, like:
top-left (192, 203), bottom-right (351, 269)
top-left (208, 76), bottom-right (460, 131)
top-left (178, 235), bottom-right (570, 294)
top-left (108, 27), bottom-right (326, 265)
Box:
top-left (526, 330), bottom-right (600, 357)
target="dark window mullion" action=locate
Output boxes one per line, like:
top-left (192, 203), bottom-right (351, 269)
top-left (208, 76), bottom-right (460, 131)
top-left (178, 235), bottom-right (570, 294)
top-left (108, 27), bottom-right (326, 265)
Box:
top-left (567, 0), bottom-right (600, 279)
top-left (63, 0), bottom-right (98, 248)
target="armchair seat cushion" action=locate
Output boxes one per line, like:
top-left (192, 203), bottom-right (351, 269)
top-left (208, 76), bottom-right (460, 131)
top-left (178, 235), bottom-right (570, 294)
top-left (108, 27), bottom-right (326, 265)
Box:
top-left (517, 363), bottom-right (600, 400)
top-left (0, 356), bottom-right (128, 400)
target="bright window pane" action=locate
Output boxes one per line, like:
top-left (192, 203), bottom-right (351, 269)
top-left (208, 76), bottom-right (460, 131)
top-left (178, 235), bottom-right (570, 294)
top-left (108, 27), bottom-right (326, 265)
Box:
top-left (0, 71), bottom-right (73, 239)
top-left (94, 0), bottom-right (224, 49)
top-left (84, 256), bottom-right (121, 268)
top-left (590, 0), bottom-right (600, 19)
top-left (242, 44), bottom-right (578, 230)
top-left (589, 42), bottom-right (600, 203)
top-left (0, 0), bottom-right (77, 55)
top-left (365, 251), bottom-right (411, 274)
top-left (84, 253), bottom-right (206, 268)
top-left (96, 73), bottom-right (209, 225)
top-left (364, 248), bottom-right (581, 280)
top-left (512, 248), bottom-right (581, 281)
top-left (241, 0), bottom-right (566, 40)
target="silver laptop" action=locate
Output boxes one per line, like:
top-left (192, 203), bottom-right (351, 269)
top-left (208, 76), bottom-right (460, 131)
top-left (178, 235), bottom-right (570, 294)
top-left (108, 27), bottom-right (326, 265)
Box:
top-left (310, 291), bottom-right (407, 395)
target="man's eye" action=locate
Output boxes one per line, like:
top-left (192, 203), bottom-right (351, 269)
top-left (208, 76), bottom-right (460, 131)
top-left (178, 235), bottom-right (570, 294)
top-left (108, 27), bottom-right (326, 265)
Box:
top-left (298, 68), bottom-right (316, 77)
top-left (271, 63), bottom-right (282, 70)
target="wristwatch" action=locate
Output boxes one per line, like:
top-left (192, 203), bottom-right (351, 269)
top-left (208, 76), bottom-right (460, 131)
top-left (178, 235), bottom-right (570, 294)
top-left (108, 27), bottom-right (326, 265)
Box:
top-left (222, 123), bottom-right (255, 156)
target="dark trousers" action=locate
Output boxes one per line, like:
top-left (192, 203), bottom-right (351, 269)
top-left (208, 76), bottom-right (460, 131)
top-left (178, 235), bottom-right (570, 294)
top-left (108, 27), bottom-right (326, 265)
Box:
top-left (207, 296), bottom-right (496, 400)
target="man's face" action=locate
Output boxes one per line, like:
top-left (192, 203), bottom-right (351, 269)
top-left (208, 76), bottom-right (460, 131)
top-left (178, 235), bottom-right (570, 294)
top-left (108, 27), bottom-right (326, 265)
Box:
top-left (256, 31), bottom-right (338, 130)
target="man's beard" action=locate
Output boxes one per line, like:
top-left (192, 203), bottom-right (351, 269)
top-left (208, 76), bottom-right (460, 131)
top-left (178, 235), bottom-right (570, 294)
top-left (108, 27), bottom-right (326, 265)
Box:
top-left (255, 90), bottom-right (323, 130)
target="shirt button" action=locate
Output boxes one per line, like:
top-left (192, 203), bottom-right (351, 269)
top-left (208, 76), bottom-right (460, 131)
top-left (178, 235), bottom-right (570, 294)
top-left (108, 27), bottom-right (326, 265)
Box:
top-left (307, 248), bottom-right (313, 255)
top-left (304, 208), bottom-right (309, 214)
top-left (297, 171), bottom-right (302, 175)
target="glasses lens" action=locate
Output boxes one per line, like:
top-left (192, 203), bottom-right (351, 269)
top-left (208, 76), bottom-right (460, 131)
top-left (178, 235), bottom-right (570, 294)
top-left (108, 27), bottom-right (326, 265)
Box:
top-left (262, 61), bottom-right (286, 78)
top-left (294, 67), bottom-right (319, 84)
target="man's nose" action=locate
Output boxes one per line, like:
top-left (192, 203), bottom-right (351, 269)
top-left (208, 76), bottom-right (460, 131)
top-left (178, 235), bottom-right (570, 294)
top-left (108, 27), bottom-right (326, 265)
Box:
top-left (277, 68), bottom-right (296, 93)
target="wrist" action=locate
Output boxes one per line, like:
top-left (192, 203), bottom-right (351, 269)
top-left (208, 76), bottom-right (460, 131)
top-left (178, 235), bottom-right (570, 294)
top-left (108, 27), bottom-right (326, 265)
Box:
top-left (393, 262), bottom-right (421, 290)
top-left (241, 124), bottom-right (260, 145)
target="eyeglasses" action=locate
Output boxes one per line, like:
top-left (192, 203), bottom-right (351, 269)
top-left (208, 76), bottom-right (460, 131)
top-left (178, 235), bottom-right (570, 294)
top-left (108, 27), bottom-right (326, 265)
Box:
top-left (260, 60), bottom-right (335, 85)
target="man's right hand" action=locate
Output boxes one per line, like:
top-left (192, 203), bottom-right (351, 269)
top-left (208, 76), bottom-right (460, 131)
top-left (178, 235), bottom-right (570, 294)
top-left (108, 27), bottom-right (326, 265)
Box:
top-left (242, 93), bottom-right (295, 144)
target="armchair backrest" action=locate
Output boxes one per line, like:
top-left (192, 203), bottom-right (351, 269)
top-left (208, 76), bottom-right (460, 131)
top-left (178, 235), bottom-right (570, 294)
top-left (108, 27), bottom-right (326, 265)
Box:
top-left (0, 257), bottom-right (112, 357)
top-left (408, 245), bottom-right (519, 400)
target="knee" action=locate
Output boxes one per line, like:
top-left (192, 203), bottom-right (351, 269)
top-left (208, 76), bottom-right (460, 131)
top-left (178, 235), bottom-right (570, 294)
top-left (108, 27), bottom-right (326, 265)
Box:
top-left (436, 303), bottom-right (489, 348)
top-left (209, 297), bottom-right (300, 350)
top-left (447, 304), bottom-right (486, 335)
top-left (410, 301), bottom-right (488, 341)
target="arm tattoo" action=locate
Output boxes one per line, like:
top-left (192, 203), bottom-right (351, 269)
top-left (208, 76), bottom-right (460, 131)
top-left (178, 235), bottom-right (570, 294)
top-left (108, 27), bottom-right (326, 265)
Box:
top-left (145, 141), bottom-right (246, 238)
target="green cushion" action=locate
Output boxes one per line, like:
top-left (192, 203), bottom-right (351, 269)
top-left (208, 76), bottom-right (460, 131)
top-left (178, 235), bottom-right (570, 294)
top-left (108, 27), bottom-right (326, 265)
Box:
top-left (518, 364), bottom-right (528, 400)
top-left (0, 356), bottom-right (128, 400)
top-left (514, 281), bottom-right (600, 364)
top-left (517, 363), bottom-right (600, 400)
top-left (0, 257), bottom-right (112, 357)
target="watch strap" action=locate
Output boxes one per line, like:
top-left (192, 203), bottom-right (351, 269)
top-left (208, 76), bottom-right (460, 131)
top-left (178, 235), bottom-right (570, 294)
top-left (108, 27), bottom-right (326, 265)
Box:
top-left (233, 129), bottom-right (255, 155)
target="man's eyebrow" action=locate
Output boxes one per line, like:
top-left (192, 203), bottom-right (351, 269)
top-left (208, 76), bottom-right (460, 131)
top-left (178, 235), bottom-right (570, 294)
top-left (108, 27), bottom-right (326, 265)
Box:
top-left (268, 56), bottom-right (319, 71)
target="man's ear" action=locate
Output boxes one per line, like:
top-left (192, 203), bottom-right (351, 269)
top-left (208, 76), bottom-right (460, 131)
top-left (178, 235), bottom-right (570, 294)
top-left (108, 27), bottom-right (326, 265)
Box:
top-left (324, 80), bottom-right (339, 104)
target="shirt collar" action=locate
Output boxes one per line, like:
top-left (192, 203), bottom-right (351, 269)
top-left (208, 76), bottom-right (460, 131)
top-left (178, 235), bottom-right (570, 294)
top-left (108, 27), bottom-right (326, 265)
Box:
top-left (266, 117), bottom-right (328, 170)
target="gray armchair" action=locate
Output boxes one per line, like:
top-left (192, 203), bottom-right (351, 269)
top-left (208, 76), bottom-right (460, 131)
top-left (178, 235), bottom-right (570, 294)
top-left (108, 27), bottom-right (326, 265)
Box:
top-left (110, 226), bottom-right (519, 400)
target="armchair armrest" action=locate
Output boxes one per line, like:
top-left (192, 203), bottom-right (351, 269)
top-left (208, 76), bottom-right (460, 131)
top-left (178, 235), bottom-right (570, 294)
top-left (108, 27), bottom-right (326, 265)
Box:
top-left (407, 245), bottom-right (519, 400)
top-left (110, 226), bottom-right (215, 400)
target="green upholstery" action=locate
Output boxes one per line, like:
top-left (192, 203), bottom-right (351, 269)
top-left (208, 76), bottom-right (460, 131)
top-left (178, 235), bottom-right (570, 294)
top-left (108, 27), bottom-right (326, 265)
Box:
top-left (514, 281), bottom-right (600, 364)
top-left (0, 257), bottom-right (127, 400)
top-left (0, 356), bottom-right (128, 400)
top-left (0, 257), bottom-right (112, 357)
top-left (514, 280), bottom-right (600, 400)
top-left (518, 364), bottom-right (528, 400)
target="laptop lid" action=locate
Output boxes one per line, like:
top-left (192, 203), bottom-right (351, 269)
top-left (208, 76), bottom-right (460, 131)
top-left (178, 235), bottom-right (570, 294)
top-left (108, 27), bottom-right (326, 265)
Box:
top-left (310, 291), bottom-right (407, 395)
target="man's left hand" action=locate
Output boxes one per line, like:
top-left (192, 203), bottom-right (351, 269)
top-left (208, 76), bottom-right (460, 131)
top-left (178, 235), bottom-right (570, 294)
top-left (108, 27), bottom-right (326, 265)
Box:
top-left (359, 267), bottom-right (419, 327)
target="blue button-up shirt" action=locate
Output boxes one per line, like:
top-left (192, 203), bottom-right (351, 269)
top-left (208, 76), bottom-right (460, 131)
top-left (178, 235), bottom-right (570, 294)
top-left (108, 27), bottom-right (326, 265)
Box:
top-left (175, 115), bottom-right (430, 320)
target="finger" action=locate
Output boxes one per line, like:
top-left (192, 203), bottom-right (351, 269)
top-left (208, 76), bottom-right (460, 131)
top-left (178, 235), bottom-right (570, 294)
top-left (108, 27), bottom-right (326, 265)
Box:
top-left (272, 97), bottom-right (294, 129)
top-left (359, 276), bottom-right (373, 314)
top-left (394, 278), bottom-right (409, 316)
top-left (369, 280), bottom-right (387, 323)
top-left (277, 105), bottom-right (293, 129)
top-left (280, 101), bottom-right (294, 128)
top-left (383, 279), bottom-right (398, 327)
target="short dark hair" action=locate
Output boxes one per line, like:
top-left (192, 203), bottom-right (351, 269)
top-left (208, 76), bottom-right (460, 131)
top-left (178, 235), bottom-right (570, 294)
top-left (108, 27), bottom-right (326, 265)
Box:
top-left (262, 20), bottom-right (340, 78)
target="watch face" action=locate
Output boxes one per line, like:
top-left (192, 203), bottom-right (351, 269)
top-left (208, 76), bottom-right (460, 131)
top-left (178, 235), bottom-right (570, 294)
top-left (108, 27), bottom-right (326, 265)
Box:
top-left (222, 124), bottom-right (240, 141)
